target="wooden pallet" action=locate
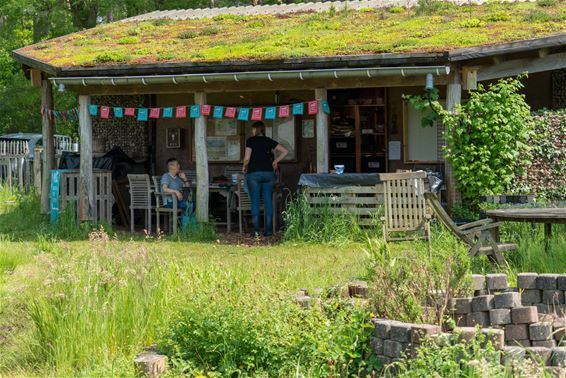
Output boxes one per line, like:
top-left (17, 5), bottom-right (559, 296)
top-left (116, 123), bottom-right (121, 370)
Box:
top-left (302, 185), bottom-right (384, 226)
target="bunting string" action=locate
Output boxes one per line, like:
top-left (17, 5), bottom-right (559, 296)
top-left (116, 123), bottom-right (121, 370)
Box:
top-left (86, 100), bottom-right (331, 122)
top-left (40, 105), bottom-right (80, 122)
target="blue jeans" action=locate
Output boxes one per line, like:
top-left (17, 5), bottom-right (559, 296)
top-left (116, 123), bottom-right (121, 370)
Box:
top-left (245, 171), bottom-right (275, 234)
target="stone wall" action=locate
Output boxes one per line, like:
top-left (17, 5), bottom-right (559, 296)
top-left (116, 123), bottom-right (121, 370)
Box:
top-left (552, 69), bottom-right (566, 110)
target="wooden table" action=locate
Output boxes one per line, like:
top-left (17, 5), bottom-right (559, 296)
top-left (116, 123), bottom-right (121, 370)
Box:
top-left (185, 182), bottom-right (235, 232)
top-left (485, 208), bottom-right (566, 239)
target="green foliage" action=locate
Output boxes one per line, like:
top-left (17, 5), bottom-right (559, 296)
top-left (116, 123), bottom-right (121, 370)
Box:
top-left (365, 231), bottom-right (471, 324)
top-left (524, 10), bottom-right (552, 22)
top-left (94, 51), bottom-right (132, 63)
top-left (485, 11), bottom-right (510, 22)
top-left (460, 18), bottom-right (485, 28)
top-left (388, 6), bottom-right (405, 13)
top-left (117, 36), bottom-right (140, 44)
top-left (177, 30), bottom-right (198, 39)
top-left (406, 77), bottom-right (534, 205)
top-left (283, 194), bottom-right (378, 245)
top-left (537, 0), bottom-right (557, 7)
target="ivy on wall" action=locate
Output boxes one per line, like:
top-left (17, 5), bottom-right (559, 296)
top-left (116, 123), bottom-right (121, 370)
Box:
top-left (514, 109), bottom-right (566, 202)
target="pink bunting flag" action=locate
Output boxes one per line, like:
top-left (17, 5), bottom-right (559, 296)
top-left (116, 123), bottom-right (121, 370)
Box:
top-left (224, 107), bottom-right (237, 118)
top-left (124, 107), bottom-right (136, 117)
top-left (201, 105), bottom-right (211, 116)
top-left (307, 100), bottom-right (318, 115)
top-left (175, 106), bottom-right (187, 118)
top-left (251, 107), bottom-right (263, 121)
top-left (149, 108), bottom-right (161, 119)
top-left (100, 106), bottom-right (110, 119)
top-left (278, 105), bottom-right (290, 118)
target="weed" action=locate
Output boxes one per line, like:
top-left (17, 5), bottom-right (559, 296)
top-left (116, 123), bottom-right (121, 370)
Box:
top-left (94, 52), bottom-right (132, 63)
top-left (388, 6), bottom-right (405, 13)
top-left (117, 36), bottom-right (140, 44)
top-left (460, 18), bottom-right (485, 28)
top-left (524, 10), bottom-right (552, 22)
top-left (537, 0), bottom-right (558, 6)
top-left (200, 27), bottom-right (220, 36)
top-left (177, 30), bottom-right (198, 39)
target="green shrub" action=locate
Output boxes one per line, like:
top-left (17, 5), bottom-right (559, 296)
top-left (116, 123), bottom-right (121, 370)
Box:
top-left (94, 52), bottom-right (132, 63)
top-left (283, 194), bottom-right (377, 245)
top-left (388, 6), bottom-right (405, 13)
top-left (117, 36), bottom-right (140, 44)
top-left (485, 11), bottom-right (511, 22)
top-left (537, 0), bottom-right (557, 7)
top-left (200, 27), bottom-right (220, 36)
top-left (461, 18), bottom-right (485, 28)
top-left (524, 10), bottom-right (552, 22)
top-left (177, 30), bottom-right (198, 39)
top-left (366, 231), bottom-right (471, 324)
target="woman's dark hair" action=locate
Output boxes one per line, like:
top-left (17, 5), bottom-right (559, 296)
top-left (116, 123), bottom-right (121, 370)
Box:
top-left (252, 121), bottom-right (266, 136)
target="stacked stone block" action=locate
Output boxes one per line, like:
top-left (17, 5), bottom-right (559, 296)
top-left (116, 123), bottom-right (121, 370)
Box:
top-left (518, 273), bottom-right (566, 316)
top-left (370, 319), bottom-right (418, 365)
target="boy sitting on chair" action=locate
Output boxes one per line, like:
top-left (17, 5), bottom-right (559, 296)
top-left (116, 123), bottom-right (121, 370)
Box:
top-left (161, 158), bottom-right (194, 229)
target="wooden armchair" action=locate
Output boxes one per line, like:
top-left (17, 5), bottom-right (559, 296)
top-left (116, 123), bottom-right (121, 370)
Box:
top-left (127, 174), bottom-right (153, 233)
top-left (425, 192), bottom-right (517, 264)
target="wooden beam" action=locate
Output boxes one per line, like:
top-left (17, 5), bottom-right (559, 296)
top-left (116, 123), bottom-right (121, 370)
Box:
top-left (445, 65), bottom-right (462, 209)
top-left (78, 95), bottom-right (94, 221)
top-left (31, 69), bottom-right (43, 88)
top-left (477, 52), bottom-right (566, 82)
top-left (64, 75), bottom-right (448, 96)
top-left (194, 92), bottom-right (209, 223)
top-left (462, 66), bottom-right (478, 91)
top-left (40, 79), bottom-right (54, 214)
top-left (315, 88), bottom-right (329, 173)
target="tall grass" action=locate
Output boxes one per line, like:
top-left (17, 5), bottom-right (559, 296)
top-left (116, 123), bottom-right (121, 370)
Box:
top-left (283, 194), bottom-right (380, 245)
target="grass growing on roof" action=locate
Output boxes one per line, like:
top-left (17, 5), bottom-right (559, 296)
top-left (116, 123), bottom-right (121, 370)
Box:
top-left (17, 1), bottom-right (566, 67)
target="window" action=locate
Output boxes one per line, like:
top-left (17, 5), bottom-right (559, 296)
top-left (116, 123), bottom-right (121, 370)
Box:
top-left (245, 118), bottom-right (297, 161)
top-left (403, 100), bottom-right (444, 163)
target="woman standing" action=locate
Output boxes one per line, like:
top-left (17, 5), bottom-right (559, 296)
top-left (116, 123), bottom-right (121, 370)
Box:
top-left (242, 121), bottom-right (289, 237)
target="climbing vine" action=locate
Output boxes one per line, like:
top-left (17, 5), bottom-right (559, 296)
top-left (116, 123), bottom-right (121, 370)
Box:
top-left (405, 76), bottom-right (534, 205)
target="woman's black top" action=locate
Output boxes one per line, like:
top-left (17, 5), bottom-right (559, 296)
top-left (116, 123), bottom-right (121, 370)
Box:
top-left (246, 135), bottom-right (279, 173)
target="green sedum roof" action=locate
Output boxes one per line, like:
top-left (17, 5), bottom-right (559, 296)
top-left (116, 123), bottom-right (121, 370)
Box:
top-left (15, 1), bottom-right (566, 68)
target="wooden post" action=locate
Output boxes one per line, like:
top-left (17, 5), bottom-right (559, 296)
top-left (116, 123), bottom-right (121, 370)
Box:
top-left (194, 92), bottom-right (209, 223)
top-left (315, 88), bottom-right (329, 173)
top-left (41, 79), bottom-right (55, 214)
top-left (78, 95), bottom-right (94, 221)
top-left (445, 65), bottom-right (462, 209)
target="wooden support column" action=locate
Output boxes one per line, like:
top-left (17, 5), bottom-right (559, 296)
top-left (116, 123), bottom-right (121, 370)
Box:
top-left (78, 95), bottom-right (94, 221)
top-left (194, 92), bottom-right (209, 223)
top-left (445, 65), bottom-right (462, 209)
top-left (315, 88), bottom-right (329, 173)
top-left (41, 79), bottom-right (55, 214)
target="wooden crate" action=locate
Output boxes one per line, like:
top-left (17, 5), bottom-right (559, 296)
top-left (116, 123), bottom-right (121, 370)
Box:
top-left (302, 185), bottom-right (384, 226)
top-left (59, 169), bottom-right (113, 224)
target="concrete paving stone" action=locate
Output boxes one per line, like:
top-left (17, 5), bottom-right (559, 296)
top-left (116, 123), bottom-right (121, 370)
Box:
top-left (474, 289), bottom-right (489, 296)
top-left (371, 337), bottom-right (384, 355)
top-left (518, 273), bottom-right (539, 289)
top-left (486, 274), bottom-right (509, 290)
top-left (502, 346), bottom-right (525, 365)
top-left (472, 274), bottom-right (486, 291)
top-left (467, 311), bottom-right (489, 327)
top-left (454, 314), bottom-right (467, 327)
top-left (512, 306), bottom-right (539, 324)
top-left (410, 324), bottom-right (441, 344)
top-left (489, 308), bottom-right (511, 325)
top-left (525, 346), bottom-right (552, 365)
top-left (521, 289), bottom-right (542, 305)
top-left (376, 354), bottom-right (392, 366)
top-left (557, 276), bottom-right (566, 291)
top-left (551, 347), bottom-right (566, 367)
top-left (544, 290), bottom-right (566, 305)
top-left (390, 322), bottom-right (412, 342)
top-left (505, 324), bottom-right (529, 341)
top-left (481, 328), bottom-right (505, 350)
top-left (506, 339), bottom-right (532, 347)
top-left (374, 319), bottom-right (392, 339)
top-left (533, 340), bottom-right (557, 348)
top-left (538, 274), bottom-right (559, 290)
top-left (472, 295), bottom-right (494, 312)
top-left (494, 292), bottom-right (522, 309)
top-left (454, 327), bottom-right (478, 342)
top-left (537, 304), bottom-right (552, 314)
top-left (554, 321), bottom-right (566, 342)
top-left (383, 339), bottom-right (404, 358)
top-left (452, 298), bottom-right (472, 314)
top-left (530, 322), bottom-right (553, 341)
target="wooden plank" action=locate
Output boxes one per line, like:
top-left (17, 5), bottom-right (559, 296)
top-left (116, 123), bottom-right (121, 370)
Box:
top-left (445, 65), bottom-right (461, 210)
top-left (194, 92), bottom-right (209, 223)
top-left (315, 88), bottom-right (329, 173)
top-left (306, 196), bottom-right (382, 205)
top-left (303, 185), bottom-right (384, 194)
top-left (477, 52), bottom-right (566, 82)
top-left (462, 66), bottom-right (478, 91)
top-left (41, 79), bottom-right (55, 214)
top-left (78, 95), bottom-right (94, 221)
top-left (30, 69), bottom-right (43, 88)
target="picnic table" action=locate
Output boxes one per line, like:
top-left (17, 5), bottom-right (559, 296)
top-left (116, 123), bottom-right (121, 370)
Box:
top-left (485, 208), bottom-right (566, 239)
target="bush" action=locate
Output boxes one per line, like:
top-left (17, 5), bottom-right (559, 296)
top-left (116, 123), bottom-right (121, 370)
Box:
top-left (177, 30), bottom-right (198, 39)
top-left (460, 18), bottom-right (484, 28)
top-left (117, 36), bottom-right (140, 44)
top-left (366, 232), bottom-right (471, 324)
top-left (283, 194), bottom-right (377, 245)
top-left (537, 0), bottom-right (557, 7)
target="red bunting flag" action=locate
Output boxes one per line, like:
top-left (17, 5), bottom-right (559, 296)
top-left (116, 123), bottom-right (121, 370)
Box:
top-left (278, 105), bottom-right (290, 118)
top-left (175, 106), bottom-right (187, 118)
top-left (100, 106), bottom-right (110, 119)
top-left (201, 105), bottom-right (211, 116)
top-left (124, 107), bottom-right (136, 117)
top-left (307, 100), bottom-right (318, 115)
top-left (149, 108), bottom-right (161, 119)
top-left (251, 107), bottom-right (263, 121)
top-left (224, 107), bottom-right (237, 118)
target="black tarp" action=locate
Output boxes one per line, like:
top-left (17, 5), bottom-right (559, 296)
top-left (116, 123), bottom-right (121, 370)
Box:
top-left (58, 147), bottom-right (146, 179)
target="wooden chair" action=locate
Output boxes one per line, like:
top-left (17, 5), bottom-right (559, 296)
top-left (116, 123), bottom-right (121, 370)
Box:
top-left (425, 192), bottom-right (517, 264)
top-left (152, 176), bottom-right (182, 234)
top-left (379, 171), bottom-right (431, 244)
top-left (235, 175), bottom-right (278, 234)
top-left (127, 174), bottom-right (153, 233)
